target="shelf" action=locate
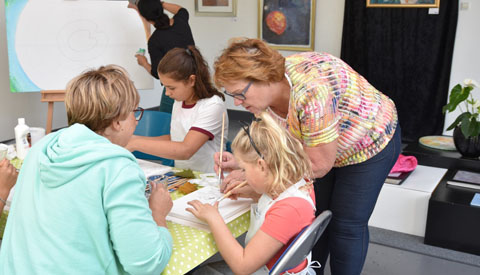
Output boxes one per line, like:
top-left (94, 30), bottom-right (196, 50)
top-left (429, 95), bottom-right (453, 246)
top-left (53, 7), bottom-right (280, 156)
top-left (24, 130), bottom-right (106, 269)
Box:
top-left (402, 142), bottom-right (480, 172)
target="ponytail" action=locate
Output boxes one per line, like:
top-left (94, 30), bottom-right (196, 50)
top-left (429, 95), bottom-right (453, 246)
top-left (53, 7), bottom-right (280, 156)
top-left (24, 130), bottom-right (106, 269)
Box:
top-left (153, 14), bottom-right (170, 29)
top-left (158, 46), bottom-right (225, 101)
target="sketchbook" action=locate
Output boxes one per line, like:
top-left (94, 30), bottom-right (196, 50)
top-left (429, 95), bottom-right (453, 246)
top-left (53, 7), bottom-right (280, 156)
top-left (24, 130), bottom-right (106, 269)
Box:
top-left (453, 170), bottom-right (480, 185)
top-left (385, 171), bottom-right (413, 185)
top-left (137, 159), bottom-right (172, 178)
top-left (167, 186), bottom-right (253, 232)
top-left (446, 170), bottom-right (480, 191)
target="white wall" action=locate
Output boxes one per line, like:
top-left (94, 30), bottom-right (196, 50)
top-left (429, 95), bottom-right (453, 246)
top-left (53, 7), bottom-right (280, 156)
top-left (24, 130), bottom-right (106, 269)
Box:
top-left (0, 0), bottom-right (344, 141)
top-left (184, 0), bottom-right (345, 111)
top-left (443, 1), bottom-right (480, 135)
top-left (4, 0), bottom-right (475, 141)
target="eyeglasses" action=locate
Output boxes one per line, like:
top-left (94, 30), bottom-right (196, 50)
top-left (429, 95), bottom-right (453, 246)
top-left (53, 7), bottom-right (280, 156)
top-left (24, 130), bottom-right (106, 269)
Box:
top-left (239, 120), bottom-right (263, 159)
top-left (224, 81), bottom-right (253, 101)
top-left (133, 107), bottom-right (144, 121)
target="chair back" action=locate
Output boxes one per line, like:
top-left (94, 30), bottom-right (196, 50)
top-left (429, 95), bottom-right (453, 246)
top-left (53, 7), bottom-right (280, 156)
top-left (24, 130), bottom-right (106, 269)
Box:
top-left (269, 210), bottom-right (332, 275)
top-left (133, 110), bottom-right (174, 166)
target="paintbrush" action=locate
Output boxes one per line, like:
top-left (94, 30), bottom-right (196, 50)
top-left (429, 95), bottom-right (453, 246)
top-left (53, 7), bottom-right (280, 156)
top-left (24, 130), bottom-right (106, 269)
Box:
top-left (215, 181), bottom-right (248, 203)
top-left (217, 112), bottom-right (226, 186)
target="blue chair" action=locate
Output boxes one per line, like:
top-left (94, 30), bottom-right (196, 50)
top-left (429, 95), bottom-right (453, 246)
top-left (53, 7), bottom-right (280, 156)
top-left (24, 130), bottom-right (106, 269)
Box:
top-left (133, 110), bottom-right (174, 167)
top-left (226, 140), bottom-right (232, 153)
top-left (269, 210), bottom-right (333, 275)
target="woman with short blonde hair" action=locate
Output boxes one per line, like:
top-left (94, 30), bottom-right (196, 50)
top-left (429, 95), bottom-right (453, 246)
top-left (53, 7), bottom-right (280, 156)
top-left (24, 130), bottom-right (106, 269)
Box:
top-left (0, 65), bottom-right (173, 274)
top-left (65, 65), bottom-right (140, 133)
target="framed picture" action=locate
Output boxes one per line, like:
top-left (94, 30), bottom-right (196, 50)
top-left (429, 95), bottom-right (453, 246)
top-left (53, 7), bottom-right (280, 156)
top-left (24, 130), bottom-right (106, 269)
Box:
top-left (258, 0), bottom-right (316, 52)
top-left (195, 0), bottom-right (237, 17)
top-left (367, 0), bottom-right (440, 8)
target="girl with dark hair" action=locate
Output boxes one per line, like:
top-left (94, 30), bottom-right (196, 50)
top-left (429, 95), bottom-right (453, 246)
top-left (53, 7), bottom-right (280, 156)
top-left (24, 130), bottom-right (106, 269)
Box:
top-left (127, 46), bottom-right (228, 173)
top-left (130, 0), bottom-right (195, 113)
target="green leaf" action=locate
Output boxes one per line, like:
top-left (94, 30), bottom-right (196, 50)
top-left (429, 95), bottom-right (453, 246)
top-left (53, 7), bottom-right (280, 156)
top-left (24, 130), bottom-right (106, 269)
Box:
top-left (446, 112), bottom-right (469, 131)
top-left (460, 113), bottom-right (480, 138)
top-left (444, 84), bottom-right (471, 113)
top-left (173, 169), bottom-right (195, 178)
top-left (471, 117), bottom-right (480, 137)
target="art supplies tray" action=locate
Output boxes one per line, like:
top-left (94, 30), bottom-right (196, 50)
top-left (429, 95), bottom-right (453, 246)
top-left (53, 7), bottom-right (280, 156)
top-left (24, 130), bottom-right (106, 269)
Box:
top-left (166, 186), bottom-right (252, 231)
top-left (147, 172), bottom-right (191, 193)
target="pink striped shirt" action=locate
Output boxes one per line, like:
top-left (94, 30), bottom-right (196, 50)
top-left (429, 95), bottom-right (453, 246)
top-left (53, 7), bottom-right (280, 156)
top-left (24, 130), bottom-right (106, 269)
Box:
top-left (269, 52), bottom-right (398, 167)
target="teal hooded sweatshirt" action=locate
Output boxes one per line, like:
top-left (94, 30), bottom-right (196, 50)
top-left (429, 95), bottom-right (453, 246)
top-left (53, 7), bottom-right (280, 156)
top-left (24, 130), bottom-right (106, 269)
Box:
top-left (0, 124), bottom-right (172, 274)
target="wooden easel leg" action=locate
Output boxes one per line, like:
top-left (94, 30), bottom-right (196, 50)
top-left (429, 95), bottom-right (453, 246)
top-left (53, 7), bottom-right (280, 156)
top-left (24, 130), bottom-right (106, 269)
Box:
top-left (46, 102), bottom-right (54, 134)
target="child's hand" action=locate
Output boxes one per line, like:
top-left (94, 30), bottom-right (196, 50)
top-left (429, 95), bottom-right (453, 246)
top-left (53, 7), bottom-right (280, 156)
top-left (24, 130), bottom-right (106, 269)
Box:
top-left (135, 54), bottom-right (148, 67)
top-left (186, 200), bottom-right (221, 223)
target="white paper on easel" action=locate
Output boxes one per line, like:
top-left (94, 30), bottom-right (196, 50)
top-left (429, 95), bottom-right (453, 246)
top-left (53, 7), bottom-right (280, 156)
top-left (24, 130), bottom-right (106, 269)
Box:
top-left (137, 159), bottom-right (172, 178)
top-left (167, 186), bottom-right (252, 231)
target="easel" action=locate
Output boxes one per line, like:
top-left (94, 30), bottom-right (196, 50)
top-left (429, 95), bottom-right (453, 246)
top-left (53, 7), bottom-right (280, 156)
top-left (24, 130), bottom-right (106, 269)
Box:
top-left (40, 90), bottom-right (65, 134)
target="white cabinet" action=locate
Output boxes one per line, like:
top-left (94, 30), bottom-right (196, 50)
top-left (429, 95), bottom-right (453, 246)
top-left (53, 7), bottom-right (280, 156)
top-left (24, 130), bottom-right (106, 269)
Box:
top-left (369, 165), bottom-right (448, 237)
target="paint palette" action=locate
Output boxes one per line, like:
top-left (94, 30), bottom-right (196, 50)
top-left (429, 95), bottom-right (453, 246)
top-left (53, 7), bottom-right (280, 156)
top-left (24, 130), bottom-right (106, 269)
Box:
top-left (146, 172), bottom-right (190, 195)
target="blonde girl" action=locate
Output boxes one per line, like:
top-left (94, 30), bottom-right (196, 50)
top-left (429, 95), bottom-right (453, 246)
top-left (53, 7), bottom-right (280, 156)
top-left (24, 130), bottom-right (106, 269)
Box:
top-left (187, 112), bottom-right (316, 274)
top-left (127, 45), bottom-right (228, 173)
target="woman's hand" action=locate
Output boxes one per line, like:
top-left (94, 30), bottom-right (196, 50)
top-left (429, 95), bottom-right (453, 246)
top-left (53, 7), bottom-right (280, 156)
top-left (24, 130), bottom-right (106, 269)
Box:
top-left (186, 200), bottom-right (221, 223)
top-left (0, 159), bottom-right (17, 193)
top-left (127, 2), bottom-right (139, 11)
top-left (0, 159), bottom-right (17, 210)
top-left (219, 169), bottom-right (244, 192)
top-left (225, 181), bottom-right (261, 202)
top-left (148, 181), bottom-right (173, 227)
top-left (220, 170), bottom-right (261, 202)
top-left (213, 151), bottom-right (238, 174)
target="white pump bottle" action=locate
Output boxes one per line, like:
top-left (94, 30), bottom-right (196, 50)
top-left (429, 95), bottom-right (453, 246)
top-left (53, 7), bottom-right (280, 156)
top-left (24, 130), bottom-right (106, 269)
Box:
top-left (14, 118), bottom-right (31, 160)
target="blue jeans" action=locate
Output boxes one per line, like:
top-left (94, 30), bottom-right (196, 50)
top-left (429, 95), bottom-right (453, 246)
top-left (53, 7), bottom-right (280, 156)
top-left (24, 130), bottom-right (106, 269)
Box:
top-left (313, 126), bottom-right (401, 275)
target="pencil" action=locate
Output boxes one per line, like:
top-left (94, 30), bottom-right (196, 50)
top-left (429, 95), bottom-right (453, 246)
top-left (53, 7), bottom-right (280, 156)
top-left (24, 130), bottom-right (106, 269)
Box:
top-left (218, 112), bottom-right (226, 185)
top-left (216, 181), bottom-right (248, 202)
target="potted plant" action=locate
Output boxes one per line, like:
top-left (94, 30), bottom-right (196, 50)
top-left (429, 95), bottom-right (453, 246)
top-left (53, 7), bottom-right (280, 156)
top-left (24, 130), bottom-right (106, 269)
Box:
top-left (442, 79), bottom-right (480, 158)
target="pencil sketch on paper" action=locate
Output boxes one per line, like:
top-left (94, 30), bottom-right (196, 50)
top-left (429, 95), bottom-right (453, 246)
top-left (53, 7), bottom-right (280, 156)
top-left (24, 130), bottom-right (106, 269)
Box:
top-left (5, 0), bottom-right (153, 92)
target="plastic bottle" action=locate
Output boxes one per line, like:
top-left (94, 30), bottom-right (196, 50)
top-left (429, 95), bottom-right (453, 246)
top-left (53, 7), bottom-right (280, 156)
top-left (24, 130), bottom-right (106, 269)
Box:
top-left (14, 118), bottom-right (31, 160)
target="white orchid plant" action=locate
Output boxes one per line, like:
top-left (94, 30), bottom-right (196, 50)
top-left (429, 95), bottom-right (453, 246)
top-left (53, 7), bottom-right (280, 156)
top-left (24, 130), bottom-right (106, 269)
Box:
top-left (443, 78), bottom-right (480, 138)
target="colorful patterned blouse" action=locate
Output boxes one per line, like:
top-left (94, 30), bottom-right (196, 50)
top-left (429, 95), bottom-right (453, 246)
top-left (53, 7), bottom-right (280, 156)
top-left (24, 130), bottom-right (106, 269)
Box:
top-left (269, 52), bottom-right (398, 167)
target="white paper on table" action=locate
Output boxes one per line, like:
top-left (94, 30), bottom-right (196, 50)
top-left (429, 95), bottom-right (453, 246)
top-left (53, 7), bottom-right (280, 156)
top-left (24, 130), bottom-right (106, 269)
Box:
top-left (137, 159), bottom-right (172, 178)
top-left (167, 186), bottom-right (252, 232)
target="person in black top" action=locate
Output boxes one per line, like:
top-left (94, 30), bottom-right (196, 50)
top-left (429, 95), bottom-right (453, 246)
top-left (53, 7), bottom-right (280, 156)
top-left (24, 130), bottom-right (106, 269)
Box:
top-left (131, 0), bottom-right (195, 113)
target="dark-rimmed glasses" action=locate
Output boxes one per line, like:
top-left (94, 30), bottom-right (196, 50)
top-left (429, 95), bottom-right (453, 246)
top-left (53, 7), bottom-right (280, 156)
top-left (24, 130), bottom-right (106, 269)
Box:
top-left (239, 120), bottom-right (263, 159)
top-left (224, 81), bottom-right (253, 101)
top-left (133, 107), bottom-right (144, 121)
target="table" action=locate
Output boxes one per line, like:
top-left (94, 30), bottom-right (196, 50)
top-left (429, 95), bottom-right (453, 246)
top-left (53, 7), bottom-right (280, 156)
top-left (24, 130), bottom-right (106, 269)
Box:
top-left (424, 169), bottom-right (480, 256)
top-left (163, 191), bottom-right (249, 274)
top-left (402, 142), bottom-right (480, 172)
top-left (0, 198), bottom-right (249, 275)
top-left (0, 159), bottom-right (250, 274)
top-left (403, 141), bottom-right (480, 255)
top-left (369, 165), bottom-right (447, 237)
